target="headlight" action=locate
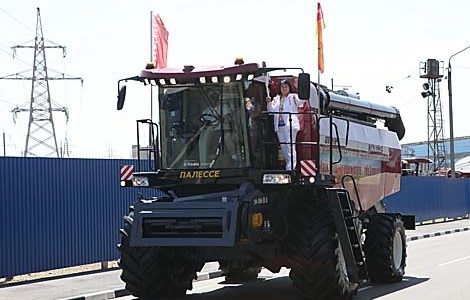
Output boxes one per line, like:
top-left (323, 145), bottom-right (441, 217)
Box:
top-left (132, 176), bottom-right (149, 187)
top-left (262, 174), bottom-right (292, 184)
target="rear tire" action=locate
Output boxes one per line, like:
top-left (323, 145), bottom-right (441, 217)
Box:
top-left (288, 191), bottom-right (357, 300)
top-left (364, 213), bottom-right (407, 283)
top-left (118, 212), bottom-right (201, 299)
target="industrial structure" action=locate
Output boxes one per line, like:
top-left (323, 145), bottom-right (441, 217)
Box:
top-left (419, 58), bottom-right (446, 171)
top-left (0, 8), bottom-right (82, 157)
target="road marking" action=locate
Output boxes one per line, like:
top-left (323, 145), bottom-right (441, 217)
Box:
top-left (191, 284), bottom-right (233, 294)
top-left (407, 227), bottom-right (470, 242)
top-left (358, 285), bottom-right (372, 292)
top-left (439, 255), bottom-right (470, 267)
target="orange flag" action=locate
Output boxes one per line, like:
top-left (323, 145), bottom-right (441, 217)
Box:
top-left (151, 13), bottom-right (169, 69)
top-left (317, 3), bottom-right (325, 74)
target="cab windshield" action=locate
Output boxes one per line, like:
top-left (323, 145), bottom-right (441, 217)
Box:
top-left (159, 82), bottom-right (250, 169)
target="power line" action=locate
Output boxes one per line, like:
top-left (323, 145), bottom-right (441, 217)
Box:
top-left (398, 95), bottom-right (420, 108)
top-left (0, 47), bottom-right (12, 57)
top-left (0, 46), bottom-right (32, 66)
top-left (385, 74), bottom-right (412, 93)
top-left (0, 7), bottom-right (35, 33)
top-left (0, 98), bottom-right (18, 106)
top-left (453, 65), bottom-right (470, 70)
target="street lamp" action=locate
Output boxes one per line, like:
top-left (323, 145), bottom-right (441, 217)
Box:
top-left (448, 44), bottom-right (470, 178)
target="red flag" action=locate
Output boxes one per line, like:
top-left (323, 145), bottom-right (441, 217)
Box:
top-left (316, 3), bottom-right (325, 74)
top-left (151, 13), bottom-right (169, 69)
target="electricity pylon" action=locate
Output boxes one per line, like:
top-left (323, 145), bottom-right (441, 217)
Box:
top-left (0, 7), bottom-right (83, 157)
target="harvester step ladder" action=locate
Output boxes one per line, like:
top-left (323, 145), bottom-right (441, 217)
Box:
top-left (136, 119), bottom-right (159, 171)
top-left (326, 188), bottom-right (368, 283)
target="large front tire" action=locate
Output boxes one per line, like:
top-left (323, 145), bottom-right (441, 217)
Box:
top-left (288, 191), bottom-right (357, 300)
top-left (118, 212), bottom-right (201, 299)
top-left (364, 213), bottom-right (407, 283)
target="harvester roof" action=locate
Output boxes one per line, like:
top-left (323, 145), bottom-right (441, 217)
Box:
top-left (140, 62), bottom-right (261, 79)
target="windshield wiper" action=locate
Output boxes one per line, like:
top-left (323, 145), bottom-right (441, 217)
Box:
top-left (208, 135), bottom-right (224, 168)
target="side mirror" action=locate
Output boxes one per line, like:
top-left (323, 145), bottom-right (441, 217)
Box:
top-left (117, 86), bottom-right (127, 110)
top-left (298, 73), bottom-right (310, 100)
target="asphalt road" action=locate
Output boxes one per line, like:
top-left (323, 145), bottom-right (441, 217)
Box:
top-left (0, 263), bottom-right (220, 300)
top-left (126, 231), bottom-right (470, 300)
top-left (1, 220), bottom-right (470, 300)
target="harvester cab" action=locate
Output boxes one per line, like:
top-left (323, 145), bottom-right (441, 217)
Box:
top-left (117, 62), bottom-right (321, 189)
top-left (116, 60), bottom-right (415, 300)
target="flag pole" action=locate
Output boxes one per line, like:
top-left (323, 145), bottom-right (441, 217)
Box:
top-left (150, 11), bottom-right (154, 121)
top-left (317, 69), bottom-right (321, 112)
top-left (316, 2), bottom-right (323, 110)
top-left (317, 70), bottom-right (321, 89)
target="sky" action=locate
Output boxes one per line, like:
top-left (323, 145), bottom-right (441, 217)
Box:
top-left (1, 0), bottom-right (470, 158)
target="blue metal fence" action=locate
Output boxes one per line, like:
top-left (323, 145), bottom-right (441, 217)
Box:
top-left (0, 157), bottom-right (162, 278)
top-left (1, 157), bottom-right (470, 278)
top-left (384, 176), bottom-right (470, 222)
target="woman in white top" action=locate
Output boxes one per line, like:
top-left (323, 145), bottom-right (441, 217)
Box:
top-left (266, 80), bottom-right (308, 170)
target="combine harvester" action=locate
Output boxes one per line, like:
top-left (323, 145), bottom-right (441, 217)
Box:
top-left (115, 59), bottom-right (414, 299)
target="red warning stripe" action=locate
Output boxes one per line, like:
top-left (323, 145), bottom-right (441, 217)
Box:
top-left (301, 160), bottom-right (317, 177)
top-left (120, 165), bottom-right (134, 181)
